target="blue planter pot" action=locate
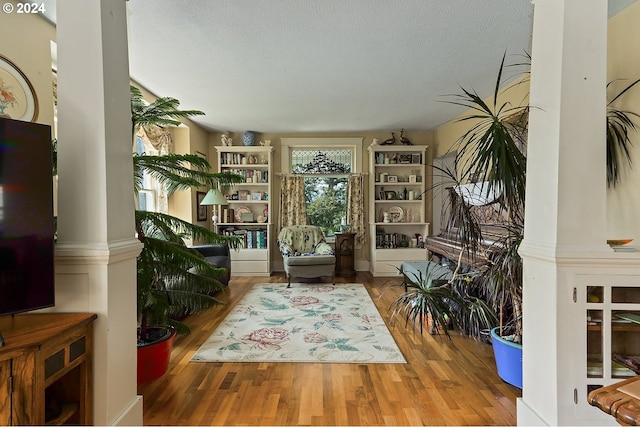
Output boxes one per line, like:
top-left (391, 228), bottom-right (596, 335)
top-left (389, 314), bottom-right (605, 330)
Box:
top-left (490, 327), bottom-right (522, 389)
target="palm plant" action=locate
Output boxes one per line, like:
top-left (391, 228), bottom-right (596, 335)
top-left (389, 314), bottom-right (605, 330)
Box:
top-left (130, 85), bottom-right (244, 341)
top-left (387, 54), bottom-right (526, 344)
top-left (390, 262), bottom-right (498, 341)
top-left (606, 78), bottom-right (640, 187)
top-left (442, 53), bottom-right (529, 342)
top-left (390, 265), bottom-right (464, 339)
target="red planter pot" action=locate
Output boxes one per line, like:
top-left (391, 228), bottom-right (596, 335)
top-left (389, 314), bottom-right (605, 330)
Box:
top-left (137, 326), bottom-right (176, 384)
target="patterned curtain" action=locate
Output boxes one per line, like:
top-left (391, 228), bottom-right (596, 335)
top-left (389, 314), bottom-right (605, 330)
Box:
top-left (346, 174), bottom-right (366, 245)
top-left (139, 124), bottom-right (173, 153)
top-left (135, 126), bottom-right (173, 214)
top-left (279, 174), bottom-right (307, 228)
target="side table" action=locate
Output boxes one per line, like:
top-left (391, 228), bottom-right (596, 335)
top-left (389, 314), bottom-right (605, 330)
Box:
top-left (334, 232), bottom-right (356, 277)
top-left (588, 375), bottom-right (640, 425)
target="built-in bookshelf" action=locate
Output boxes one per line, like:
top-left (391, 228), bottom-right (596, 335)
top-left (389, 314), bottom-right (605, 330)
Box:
top-left (215, 145), bottom-right (274, 276)
top-left (368, 144), bottom-right (430, 276)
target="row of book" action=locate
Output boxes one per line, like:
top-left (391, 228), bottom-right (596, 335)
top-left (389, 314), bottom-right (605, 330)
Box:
top-left (220, 152), bottom-right (262, 165)
top-left (222, 168), bottom-right (268, 183)
top-left (220, 228), bottom-right (268, 249)
top-left (375, 233), bottom-right (424, 249)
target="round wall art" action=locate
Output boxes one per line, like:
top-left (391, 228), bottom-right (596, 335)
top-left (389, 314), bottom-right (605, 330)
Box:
top-left (0, 54), bottom-right (38, 122)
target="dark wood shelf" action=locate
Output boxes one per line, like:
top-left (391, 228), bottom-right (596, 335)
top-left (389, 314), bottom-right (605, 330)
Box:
top-left (46, 403), bottom-right (78, 426)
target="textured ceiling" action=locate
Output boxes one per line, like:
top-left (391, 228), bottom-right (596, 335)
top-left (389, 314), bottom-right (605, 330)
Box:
top-left (43, 0), bottom-right (637, 133)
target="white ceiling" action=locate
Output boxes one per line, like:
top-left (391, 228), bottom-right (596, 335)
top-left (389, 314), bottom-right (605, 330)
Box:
top-left (43, 0), bottom-right (636, 133)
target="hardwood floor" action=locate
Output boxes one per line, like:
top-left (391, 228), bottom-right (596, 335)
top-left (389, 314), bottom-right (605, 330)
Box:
top-left (138, 273), bottom-right (521, 426)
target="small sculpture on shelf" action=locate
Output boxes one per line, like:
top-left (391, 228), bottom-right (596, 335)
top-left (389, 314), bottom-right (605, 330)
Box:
top-left (380, 132), bottom-right (396, 145)
top-left (400, 129), bottom-right (413, 145)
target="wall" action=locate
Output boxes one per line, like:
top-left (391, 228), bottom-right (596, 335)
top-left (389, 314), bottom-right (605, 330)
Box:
top-left (606, 0), bottom-right (640, 241)
top-left (434, 2), bottom-right (640, 244)
top-left (207, 130), bottom-right (435, 269)
top-left (0, 9), bottom-right (56, 128)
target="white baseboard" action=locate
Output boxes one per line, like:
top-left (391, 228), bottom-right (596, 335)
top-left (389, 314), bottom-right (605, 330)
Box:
top-left (111, 396), bottom-right (143, 426)
top-left (517, 398), bottom-right (548, 426)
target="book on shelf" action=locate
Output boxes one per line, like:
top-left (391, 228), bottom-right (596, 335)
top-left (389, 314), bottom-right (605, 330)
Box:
top-left (587, 355), bottom-right (638, 377)
top-left (616, 312), bottom-right (640, 325)
top-left (613, 353), bottom-right (640, 374)
top-left (222, 208), bottom-right (235, 223)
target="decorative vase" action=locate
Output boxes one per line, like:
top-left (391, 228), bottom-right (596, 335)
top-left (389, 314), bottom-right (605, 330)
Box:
top-left (490, 327), bottom-right (523, 389)
top-left (242, 131), bottom-right (256, 146)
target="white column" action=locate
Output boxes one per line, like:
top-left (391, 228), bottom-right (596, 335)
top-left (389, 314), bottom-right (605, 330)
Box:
top-left (518, 0), bottom-right (610, 425)
top-left (55, 1), bottom-right (143, 425)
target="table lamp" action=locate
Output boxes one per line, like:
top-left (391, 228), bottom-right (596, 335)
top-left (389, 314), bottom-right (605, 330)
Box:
top-left (199, 188), bottom-right (228, 227)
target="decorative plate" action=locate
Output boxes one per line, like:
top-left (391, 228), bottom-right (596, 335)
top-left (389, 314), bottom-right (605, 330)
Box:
top-left (607, 239), bottom-right (634, 247)
top-left (387, 206), bottom-right (404, 223)
top-left (235, 206), bottom-right (252, 222)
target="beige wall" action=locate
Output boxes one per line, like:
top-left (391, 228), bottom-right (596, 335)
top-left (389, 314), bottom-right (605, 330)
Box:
top-left (0, 11), bottom-right (56, 128)
top-left (433, 2), bottom-right (640, 243)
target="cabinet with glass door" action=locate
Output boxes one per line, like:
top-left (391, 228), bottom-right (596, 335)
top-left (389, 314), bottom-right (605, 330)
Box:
top-left (577, 281), bottom-right (640, 416)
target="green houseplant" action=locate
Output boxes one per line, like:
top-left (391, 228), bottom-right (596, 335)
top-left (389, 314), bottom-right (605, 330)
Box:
top-left (436, 54), bottom-right (528, 388)
top-left (130, 85), bottom-right (244, 383)
top-left (388, 53), bottom-right (527, 388)
top-left (392, 54), bottom-right (640, 389)
top-left (442, 53), bottom-right (528, 341)
top-left (606, 78), bottom-right (640, 187)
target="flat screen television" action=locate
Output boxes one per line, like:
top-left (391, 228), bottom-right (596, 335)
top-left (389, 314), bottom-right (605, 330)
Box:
top-left (0, 117), bottom-right (55, 316)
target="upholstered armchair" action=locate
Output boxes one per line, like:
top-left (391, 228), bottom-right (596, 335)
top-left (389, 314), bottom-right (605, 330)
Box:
top-left (277, 225), bottom-right (336, 287)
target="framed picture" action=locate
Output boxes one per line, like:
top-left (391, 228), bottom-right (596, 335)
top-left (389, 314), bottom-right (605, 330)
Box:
top-left (398, 154), bottom-right (412, 164)
top-left (251, 192), bottom-right (262, 200)
top-left (385, 191), bottom-right (397, 200)
top-left (411, 153), bottom-right (422, 164)
top-left (408, 175), bottom-right (417, 183)
top-left (238, 190), bottom-right (249, 200)
top-left (0, 54), bottom-right (38, 122)
top-left (387, 175), bottom-right (398, 183)
top-left (196, 191), bottom-right (207, 221)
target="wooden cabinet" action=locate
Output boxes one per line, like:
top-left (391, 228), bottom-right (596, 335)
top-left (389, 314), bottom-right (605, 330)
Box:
top-left (215, 146), bottom-right (274, 276)
top-left (0, 313), bottom-right (96, 425)
top-left (334, 232), bottom-right (356, 277)
top-left (368, 145), bottom-right (430, 276)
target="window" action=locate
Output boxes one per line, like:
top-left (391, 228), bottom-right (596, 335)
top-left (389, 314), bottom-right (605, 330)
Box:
top-left (135, 135), bottom-right (162, 213)
top-left (290, 148), bottom-right (353, 237)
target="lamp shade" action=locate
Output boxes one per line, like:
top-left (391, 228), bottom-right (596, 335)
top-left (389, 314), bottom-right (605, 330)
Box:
top-left (200, 189), bottom-right (228, 206)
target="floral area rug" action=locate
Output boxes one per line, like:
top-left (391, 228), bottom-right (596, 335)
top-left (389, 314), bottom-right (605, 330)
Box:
top-left (191, 283), bottom-right (406, 363)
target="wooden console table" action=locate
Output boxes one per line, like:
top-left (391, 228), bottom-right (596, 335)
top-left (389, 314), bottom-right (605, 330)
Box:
top-left (588, 376), bottom-right (640, 425)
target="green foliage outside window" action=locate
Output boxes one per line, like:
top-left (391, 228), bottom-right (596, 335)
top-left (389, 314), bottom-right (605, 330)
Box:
top-left (304, 176), bottom-right (346, 236)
